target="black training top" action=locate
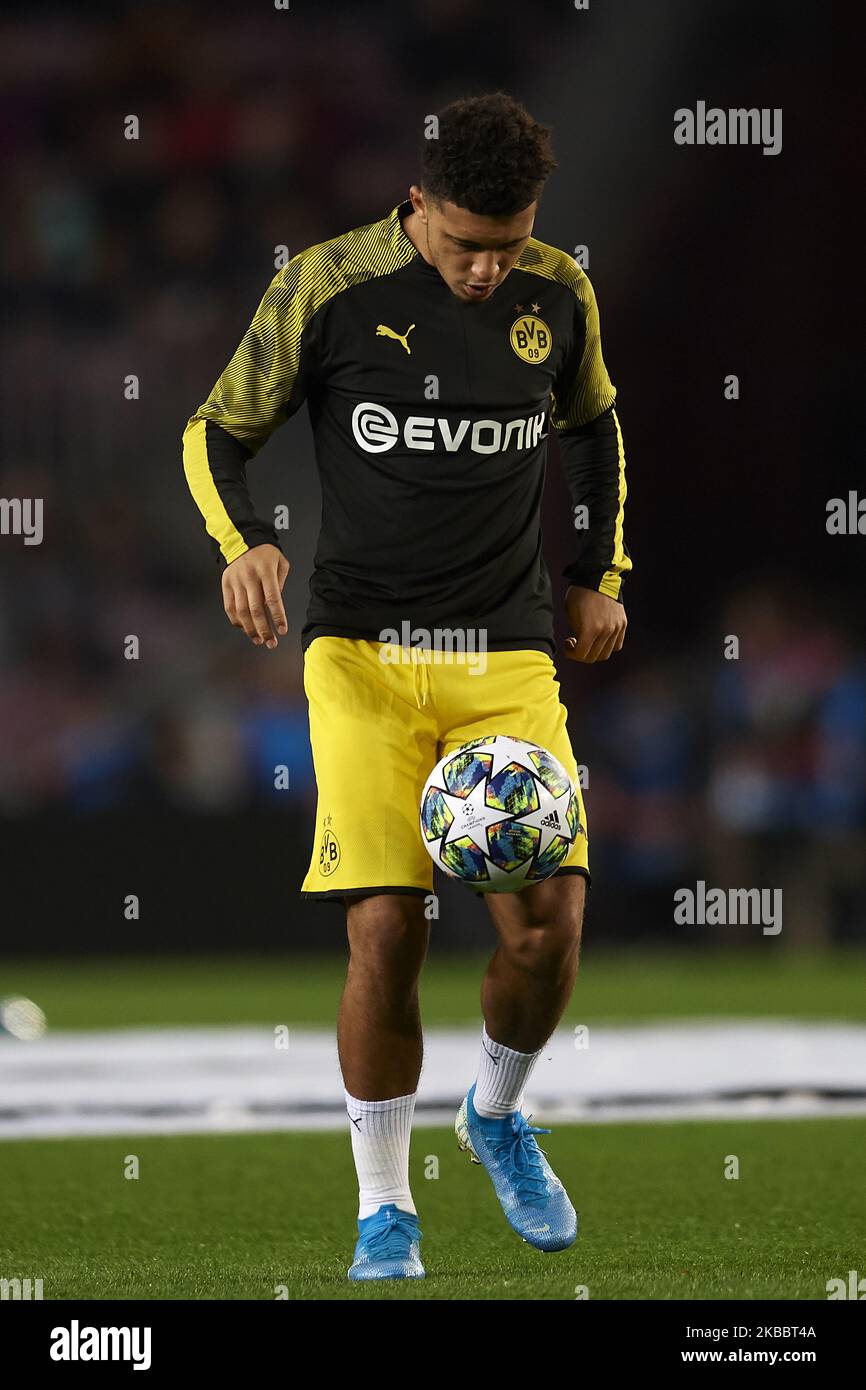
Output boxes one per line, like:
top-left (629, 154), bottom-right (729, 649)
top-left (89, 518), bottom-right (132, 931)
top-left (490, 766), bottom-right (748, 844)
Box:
top-left (182, 199), bottom-right (631, 655)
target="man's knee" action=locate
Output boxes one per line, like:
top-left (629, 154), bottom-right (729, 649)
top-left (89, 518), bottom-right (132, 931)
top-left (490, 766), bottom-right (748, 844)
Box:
top-left (345, 893), bottom-right (430, 980)
top-left (505, 924), bottom-right (581, 978)
top-left (489, 876), bottom-right (585, 974)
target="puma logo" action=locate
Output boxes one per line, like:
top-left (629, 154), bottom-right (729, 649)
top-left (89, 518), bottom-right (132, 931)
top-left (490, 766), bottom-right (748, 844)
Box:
top-left (376, 323), bottom-right (415, 354)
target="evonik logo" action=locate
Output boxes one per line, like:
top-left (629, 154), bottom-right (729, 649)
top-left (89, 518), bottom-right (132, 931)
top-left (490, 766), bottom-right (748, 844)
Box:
top-left (352, 402), bottom-right (547, 455)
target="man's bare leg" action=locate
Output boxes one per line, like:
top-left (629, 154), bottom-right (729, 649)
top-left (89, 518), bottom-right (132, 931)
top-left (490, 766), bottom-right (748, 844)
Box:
top-left (455, 874), bottom-right (586, 1253)
top-left (483, 874), bottom-right (585, 1050)
top-left (339, 893), bottom-right (429, 1222)
top-left (473, 874), bottom-right (585, 1114)
top-left (338, 893), bottom-right (429, 1097)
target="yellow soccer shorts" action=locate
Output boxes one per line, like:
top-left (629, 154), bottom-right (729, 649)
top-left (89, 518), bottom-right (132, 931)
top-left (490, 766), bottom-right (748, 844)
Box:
top-left (300, 636), bottom-right (589, 902)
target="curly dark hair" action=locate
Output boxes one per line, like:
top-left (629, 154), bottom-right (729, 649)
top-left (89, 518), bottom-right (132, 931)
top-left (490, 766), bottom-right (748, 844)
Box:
top-left (420, 92), bottom-right (557, 217)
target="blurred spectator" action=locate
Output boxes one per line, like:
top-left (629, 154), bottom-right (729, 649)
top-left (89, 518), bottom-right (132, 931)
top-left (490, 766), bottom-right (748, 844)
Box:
top-left (0, 1), bottom-right (858, 944)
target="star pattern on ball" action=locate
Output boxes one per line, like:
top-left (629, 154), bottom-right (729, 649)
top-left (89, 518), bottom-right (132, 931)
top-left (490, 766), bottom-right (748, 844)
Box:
top-left (468, 734), bottom-right (544, 780)
top-left (440, 775), bottom-right (509, 856)
top-left (513, 781), bottom-right (574, 857)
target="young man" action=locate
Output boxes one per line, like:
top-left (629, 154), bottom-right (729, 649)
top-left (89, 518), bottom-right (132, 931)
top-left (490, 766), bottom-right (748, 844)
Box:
top-left (182, 93), bottom-right (631, 1280)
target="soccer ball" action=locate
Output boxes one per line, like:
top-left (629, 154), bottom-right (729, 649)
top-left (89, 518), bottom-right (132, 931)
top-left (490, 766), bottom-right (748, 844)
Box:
top-left (419, 734), bottom-right (581, 892)
top-left (0, 996), bottom-right (47, 1040)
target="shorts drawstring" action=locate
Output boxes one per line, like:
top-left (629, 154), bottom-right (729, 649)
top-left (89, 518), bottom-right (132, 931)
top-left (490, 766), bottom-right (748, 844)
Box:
top-left (411, 646), bottom-right (431, 709)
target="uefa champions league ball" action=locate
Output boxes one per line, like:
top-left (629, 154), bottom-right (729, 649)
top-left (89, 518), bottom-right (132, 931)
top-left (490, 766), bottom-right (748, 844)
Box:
top-left (419, 734), bottom-right (581, 892)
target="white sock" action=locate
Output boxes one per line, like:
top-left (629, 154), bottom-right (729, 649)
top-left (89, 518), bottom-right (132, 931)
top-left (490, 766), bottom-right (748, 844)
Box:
top-left (473, 1025), bottom-right (545, 1118)
top-left (344, 1090), bottom-right (417, 1220)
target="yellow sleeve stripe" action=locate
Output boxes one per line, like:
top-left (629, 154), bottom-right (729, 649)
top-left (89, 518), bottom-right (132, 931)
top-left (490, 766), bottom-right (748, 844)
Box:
top-left (182, 416), bottom-right (249, 565)
top-left (601, 405), bottom-right (633, 596)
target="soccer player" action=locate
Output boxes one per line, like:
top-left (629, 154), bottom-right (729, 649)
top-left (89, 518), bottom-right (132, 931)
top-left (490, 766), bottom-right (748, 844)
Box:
top-left (182, 93), bottom-right (631, 1280)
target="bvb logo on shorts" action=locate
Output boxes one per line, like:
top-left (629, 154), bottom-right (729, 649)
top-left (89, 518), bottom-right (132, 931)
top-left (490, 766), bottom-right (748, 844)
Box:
top-left (509, 314), bottom-right (552, 364)
top-left (319, 815), bottom-right (341, 877)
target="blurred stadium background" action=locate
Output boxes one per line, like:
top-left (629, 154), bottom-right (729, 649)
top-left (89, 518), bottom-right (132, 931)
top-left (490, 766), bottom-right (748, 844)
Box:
top-left (0, 0), bottom-right (858, 951)
top-left (0, 0), bottom-right (861, 1300)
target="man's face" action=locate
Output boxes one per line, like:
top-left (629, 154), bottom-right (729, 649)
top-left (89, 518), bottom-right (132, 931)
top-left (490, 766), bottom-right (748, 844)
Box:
top-left (409, 186), bottom-right (536, 303)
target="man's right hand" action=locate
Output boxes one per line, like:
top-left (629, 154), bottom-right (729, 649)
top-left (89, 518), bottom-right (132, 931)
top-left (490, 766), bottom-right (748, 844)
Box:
top-left (221, 543), bottom-right (290, 649)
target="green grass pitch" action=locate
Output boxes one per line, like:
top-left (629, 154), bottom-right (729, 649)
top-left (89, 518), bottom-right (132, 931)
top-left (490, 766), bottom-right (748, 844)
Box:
top-left (1, 948), bottom-right (863, 1299)
top-left (4, 946), bottom-right (866, 1030)
top-left (1, 1119), bottom-right (863, 1299)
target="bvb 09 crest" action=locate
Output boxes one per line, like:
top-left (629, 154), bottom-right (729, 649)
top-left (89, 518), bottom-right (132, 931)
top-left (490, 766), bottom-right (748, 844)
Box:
top-left (509, 314), bottom-right (552, 363)
top-left (319, 816), bottom-right (341, 876)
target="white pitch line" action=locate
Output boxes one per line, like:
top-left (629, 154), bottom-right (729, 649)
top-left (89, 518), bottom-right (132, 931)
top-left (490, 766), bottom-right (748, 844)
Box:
top-left (1, 1021), bottom-right (864, 1139)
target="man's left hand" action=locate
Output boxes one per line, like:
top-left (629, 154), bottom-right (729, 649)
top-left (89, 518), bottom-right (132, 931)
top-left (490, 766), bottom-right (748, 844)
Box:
top-left (563, 585), bottom-right (627, 663)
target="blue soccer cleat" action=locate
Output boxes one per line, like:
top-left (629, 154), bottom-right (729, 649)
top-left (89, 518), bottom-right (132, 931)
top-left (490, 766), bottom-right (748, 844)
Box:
top-left (347, 1203), bottom-right (425, 1281)
top-left (455, 1082), bottom-right (578, 1252)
